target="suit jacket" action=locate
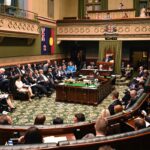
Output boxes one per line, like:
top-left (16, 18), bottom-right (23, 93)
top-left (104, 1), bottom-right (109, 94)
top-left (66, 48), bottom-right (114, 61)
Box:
top-left (14, 67), bottom-right (22, 76)
top-left (108, 99), bottom-right (122, 115)
top-left (38, 74), bottom-right (49, 83)
top-left (28, 76), bottom-right (36, 84)
top-left (138, 71), bottom-right (144, 77)
top-left (125, 97), bottom-right (137, 110)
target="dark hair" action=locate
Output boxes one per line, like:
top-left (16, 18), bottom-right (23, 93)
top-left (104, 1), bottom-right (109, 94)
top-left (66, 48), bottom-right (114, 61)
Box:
top-left (53, 117), bottom-right (64, 125)
top-left (34, 114), bottom-right (46, 125)
top-left (24, 126), bottom-right (43, 144)
top-left (75, 113), bottom-right (85, 122)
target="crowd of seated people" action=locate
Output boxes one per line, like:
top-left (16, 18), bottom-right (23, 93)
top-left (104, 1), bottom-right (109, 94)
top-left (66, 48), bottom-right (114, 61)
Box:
top-left (0, 60), bottom-right (78, 111)
top-left (107, 65), bottom-right (149, 117)
top-left (0, 99), bottom-right (149, 146)
top-left (0, 60), bottom-right (149, 148)
top-left (2, 60), bottom-right (80, 114)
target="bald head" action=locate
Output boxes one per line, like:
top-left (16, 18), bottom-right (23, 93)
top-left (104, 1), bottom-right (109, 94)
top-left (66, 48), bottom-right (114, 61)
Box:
top-left (134, 118), bottom-right (146, 130)
top-left (0, 115), bottom-right (12, 125)
top-left (114, 105), bottom-right (123, 114)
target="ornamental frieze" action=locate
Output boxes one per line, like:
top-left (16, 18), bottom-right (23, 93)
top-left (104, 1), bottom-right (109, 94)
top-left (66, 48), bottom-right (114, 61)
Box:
top-left (57, 19), bottom-right (150, 39)
top-left (0, 15), bottom-right (39, 35)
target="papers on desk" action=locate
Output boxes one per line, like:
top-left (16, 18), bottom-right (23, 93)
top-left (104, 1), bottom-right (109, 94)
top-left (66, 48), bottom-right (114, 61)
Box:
top-left (88, 85), bottom-right (96, 89)
top-left (59, 83), bottom-right (65, 85)
top-left (43, 136), bottom-right (67, 143)
top-left (145, 121), bottom-right (150, 127)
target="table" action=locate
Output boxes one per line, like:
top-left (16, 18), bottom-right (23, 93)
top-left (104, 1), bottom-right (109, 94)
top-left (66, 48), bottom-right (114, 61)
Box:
top-left (78, 69), bottom-right (113, 77)
top-left (56, 78), bottom-right (113, 106)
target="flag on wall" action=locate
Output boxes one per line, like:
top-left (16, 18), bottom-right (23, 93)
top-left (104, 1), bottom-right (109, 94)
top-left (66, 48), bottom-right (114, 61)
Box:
top-left (41, 27), bottom-right (55, 55)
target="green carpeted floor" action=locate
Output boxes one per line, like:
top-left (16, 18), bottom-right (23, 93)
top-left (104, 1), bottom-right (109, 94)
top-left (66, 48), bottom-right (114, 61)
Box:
top-left (9, 85), bottom-right (127, 125)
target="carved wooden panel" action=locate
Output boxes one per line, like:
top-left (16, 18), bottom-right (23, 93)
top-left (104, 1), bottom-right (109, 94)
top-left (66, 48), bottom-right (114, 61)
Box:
top-left (0, 15), bottom-right (40, 36)
top-left (57, 18), bottom-right (150, 39)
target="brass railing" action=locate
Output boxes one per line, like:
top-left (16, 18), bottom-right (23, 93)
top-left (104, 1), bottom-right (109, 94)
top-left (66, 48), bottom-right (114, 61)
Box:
top-left (0, 4), bottom-right (38, 21)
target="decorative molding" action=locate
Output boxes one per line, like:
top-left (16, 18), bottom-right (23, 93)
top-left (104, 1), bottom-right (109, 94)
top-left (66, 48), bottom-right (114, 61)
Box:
top-left (0, 54), bottom-right (66, 67)
top-left (0, 15), bottom-right (40, 37)
top-left (57, 18), bottom-right (150, 40)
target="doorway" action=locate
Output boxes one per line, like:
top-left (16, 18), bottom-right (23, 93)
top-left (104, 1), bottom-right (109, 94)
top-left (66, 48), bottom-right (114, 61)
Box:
top-left (131, 50), bottom-right (148, 70)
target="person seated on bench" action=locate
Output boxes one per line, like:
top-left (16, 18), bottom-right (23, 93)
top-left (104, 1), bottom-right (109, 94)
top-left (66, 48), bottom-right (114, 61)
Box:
top-left (73, 113), bottom-right (87, 139)
top-left (34, 114), bottom-right (46, 125)
top-left (0, 68), bottom-right (10, 92)
top-left (114, 105), bottom-right (123, 114)
top-left (0, 114), bottom-right (12, 125)
top-left (67, 61), bottom-right (76, 78)
top-left (134, 118), bottom-right (146, 130)
top-left (53, 117), bottom-right (64, 125)
top-left (0, 93), bottom-right (16, 113)
top-left (18, 126), bottom-right (43, 144)
top-left (124, 64), bottom-right (132, 78)
top-left (125, 90), bottom-right (138, 110)
top-left (95, 117), bottom-right (108, 136)
top-left (15, 75), bottom-right (34, 101)
top-left (73, 113), bottom-right (85, 123)
top-left (108, 90), bottom-right (122, 115)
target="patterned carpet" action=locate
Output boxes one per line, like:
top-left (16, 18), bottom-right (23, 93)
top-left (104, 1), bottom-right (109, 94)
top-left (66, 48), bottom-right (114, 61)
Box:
top-left (9, 85), bottom-right (127, 125)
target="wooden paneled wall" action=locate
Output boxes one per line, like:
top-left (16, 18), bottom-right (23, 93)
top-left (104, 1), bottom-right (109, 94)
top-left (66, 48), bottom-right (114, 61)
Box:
top-left (0, 54), bottom-right (65, 67)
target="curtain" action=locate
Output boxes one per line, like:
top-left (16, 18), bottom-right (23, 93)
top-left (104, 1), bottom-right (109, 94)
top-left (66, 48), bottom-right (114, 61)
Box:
top-left (99, 41), bottom-right (122, 74)
top-left (78, 0), bottom-right (84, 19)
top-left (11, 0), bottom-right (18, 7)
top-left (101, 0), bottom-right (108, 11)
top-left (134, 0), bottom-right (140, 16)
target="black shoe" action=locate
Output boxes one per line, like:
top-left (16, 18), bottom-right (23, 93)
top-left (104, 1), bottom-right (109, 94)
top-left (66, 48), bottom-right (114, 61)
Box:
top-left (38, 95), bottom-right (42, 99)
top-left (46, 93), bottom-right (51, 97)
top-left (10, 107), bottom-right (16, 112)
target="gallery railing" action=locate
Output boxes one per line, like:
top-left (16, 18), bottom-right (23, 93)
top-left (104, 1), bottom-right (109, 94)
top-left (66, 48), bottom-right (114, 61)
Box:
top-left (0, 4), bottom-right (38, 21)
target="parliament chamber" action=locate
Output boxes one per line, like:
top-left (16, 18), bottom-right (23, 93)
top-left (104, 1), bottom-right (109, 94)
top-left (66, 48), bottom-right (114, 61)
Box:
top-left (0, 0), bottom-right (150, 150)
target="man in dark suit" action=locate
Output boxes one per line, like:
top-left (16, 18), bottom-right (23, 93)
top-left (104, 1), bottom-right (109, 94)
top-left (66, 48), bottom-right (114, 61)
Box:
top-left (38, 69), bottom-right (53, 92)
top-left (103, 54), bottom-right (113, 62)
top-left (138, 66), bottom-right (144, 77)
top-left (14, 64), bottom-right (22, 76)
top-left (108, 90), bottom-right (122, 115)
top-left (73, 113), bottom-right (96, 139)
top-left (125, 90), bottom-right (138, 110)
top-left (27, 72), bottom-right (50, 97)
top-left (0, 68), bottom-right (10, 92)
top-left (46, 68), bottom-right (57, 89)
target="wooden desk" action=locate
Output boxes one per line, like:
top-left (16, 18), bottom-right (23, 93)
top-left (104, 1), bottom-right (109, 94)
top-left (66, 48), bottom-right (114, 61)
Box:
top-left (44, 133), bottom-right (75, 142)
top-left (78, 69), bottom-right (113, 77)
top-left (56, 78), bottom-right (113, 106)
top-left (97, 62), bottom-right (114, 71)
